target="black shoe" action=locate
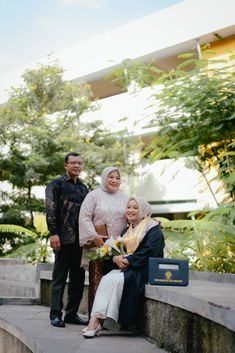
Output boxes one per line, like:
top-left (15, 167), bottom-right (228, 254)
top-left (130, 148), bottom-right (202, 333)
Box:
top-left (51, 317), bottom-right (65, 328)
top-left (64, 314), bottom-right (88, 325)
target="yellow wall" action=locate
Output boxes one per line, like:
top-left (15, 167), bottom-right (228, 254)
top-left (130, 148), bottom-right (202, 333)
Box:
top-left (205, 34), bottom-right (235, 59)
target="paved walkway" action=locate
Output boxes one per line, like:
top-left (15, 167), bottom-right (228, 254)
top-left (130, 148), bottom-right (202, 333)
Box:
top-left (0, 305), bottom-right (167, 353)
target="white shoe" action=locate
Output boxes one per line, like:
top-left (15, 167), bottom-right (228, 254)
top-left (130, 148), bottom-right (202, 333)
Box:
top-left (83, 324), bottom-right (102, 338)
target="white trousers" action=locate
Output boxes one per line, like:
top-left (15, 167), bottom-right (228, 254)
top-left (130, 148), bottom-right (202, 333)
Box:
top-left (91, 269), bottom-right (124, 322)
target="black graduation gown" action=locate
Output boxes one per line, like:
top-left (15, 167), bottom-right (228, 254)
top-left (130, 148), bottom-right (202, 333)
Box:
top-left (118, 224), bottom-right (164, 326)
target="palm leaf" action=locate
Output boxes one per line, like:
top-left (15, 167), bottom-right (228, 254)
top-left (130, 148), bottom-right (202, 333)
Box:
top-left (0, 224), bottom-right (36, 238)
top-left (4, 242), bottom-right (36, 259)
top-left (160, 219), bottom-right (235, 237)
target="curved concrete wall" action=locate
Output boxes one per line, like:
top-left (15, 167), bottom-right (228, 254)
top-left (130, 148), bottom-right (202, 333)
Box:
top-left (0, 318), bottom-right (41, 353)
top-left (143, 300), bottom-right (235, 353)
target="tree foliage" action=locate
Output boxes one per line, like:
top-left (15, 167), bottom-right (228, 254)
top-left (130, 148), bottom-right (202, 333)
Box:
top-left (108, 47), bottom-right (235, 272)
top-left (0, 59), bottom-right (140, 259)
top-left (111, 51), bottom-right (235, 202)
top-left (0, 59), bottom-right (138, 227)
top-left (160, 204), bottom-right (235, 273)
top-left (0, 214), bottom-right (51, 262)
top-left (146, 52), bottom-right (235, 201)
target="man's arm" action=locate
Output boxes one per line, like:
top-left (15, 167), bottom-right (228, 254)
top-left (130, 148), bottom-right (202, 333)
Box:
top-left (45, 181), bottom-right (61, 250)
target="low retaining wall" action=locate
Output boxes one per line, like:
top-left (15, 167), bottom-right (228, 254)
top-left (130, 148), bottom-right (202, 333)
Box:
top-left (0, 316), bottom-right (40, 353)
top-left (40, 270), bottom-right (88, 315)
top-left (0, 328), bottom-right (34, 353)
top-left (142, 272), bottom-right (235, 353)
top-left (143, 299), bottom-right (235, 353)
top-left (39, 270), bottom-right (235, 353)
top-left (0, 267), bottom-right (234, 353)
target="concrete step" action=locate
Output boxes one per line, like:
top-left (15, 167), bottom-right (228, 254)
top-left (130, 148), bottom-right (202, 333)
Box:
top-left (0, 260), bottom-right (44, 300)
top-left (0, 296), bottom-right (41, 305)
top-left (0, 261), bottom-right (54, 303)
top-left (0, 264), bottom-right (37, 283)
top-left (0, 279), bottom-right (37, 297)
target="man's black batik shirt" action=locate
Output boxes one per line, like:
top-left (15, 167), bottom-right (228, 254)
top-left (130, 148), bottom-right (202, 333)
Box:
top-left (45, 174), bottom-right (89, 244)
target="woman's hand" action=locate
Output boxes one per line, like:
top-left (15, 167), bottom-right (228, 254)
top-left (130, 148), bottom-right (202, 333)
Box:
top-left (113, 255), bottom-right (129, 269)
top-left (93, 235), bottom-right (108, 247)
top-left (121, 257), bottom-right (129, 267)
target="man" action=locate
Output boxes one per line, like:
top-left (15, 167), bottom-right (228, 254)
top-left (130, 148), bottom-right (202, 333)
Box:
top-left (45, 152), bottom-right (89, 328)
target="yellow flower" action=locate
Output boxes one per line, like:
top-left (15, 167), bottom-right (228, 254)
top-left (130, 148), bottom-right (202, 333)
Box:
top-left (99, 244), bottom-right (109, 257)
top-left (86, 236), bottom-right (126, 261)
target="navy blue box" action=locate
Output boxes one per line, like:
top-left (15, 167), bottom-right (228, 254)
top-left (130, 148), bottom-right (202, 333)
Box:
top-left (148, 258), bottom-right (189, 286)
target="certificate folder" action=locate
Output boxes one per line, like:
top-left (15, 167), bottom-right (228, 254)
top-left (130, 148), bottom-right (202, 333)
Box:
top-left (148, 258), bottom-right (189, 286)
top-left (83, 224), bottom-right (108, 249)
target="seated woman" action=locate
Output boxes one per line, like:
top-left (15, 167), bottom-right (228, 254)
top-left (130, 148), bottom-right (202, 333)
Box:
top-left (83, 196), bottom-right (165, 338)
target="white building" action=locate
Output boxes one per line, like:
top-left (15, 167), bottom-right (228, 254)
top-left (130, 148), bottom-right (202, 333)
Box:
top-left (1, 0), bottom-right (234, 217)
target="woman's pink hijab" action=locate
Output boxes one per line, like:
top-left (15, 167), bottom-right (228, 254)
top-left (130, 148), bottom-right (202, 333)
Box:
top-left (101, 167), bottom-right (120, 192)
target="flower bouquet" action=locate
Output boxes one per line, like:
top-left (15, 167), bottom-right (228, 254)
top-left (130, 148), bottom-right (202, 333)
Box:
top-left (86, 236), bottom-right (126, 261)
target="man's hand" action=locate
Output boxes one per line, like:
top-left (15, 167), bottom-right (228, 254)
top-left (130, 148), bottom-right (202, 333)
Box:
top-left (113, 255), bottom-right (129, 269)
top-left (50, 235), bottom-right (61, 250)
top-left (93, 235), bottom-right (108, 247)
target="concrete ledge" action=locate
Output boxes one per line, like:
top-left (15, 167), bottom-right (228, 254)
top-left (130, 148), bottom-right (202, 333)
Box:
top-left (145, 280), bottom-right (235, 332)
top-left (40, 269), bottom-right (235, 330)
top-left (39, 271), bottom-right (53, 281)
top-left (39, 268), bottom-right (235, 353)
top-left (189, 271), bottom-right (235, 283)
top-left (40, 269), bottom-right (89, 285)
top-left (0, 259), bottom-right (26, 265)
top-left (143, 274), bottom-right (235, 353)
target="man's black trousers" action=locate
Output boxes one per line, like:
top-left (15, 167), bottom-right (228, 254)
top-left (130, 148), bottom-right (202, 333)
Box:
top-left (50, 243), bottom-right (84, 320)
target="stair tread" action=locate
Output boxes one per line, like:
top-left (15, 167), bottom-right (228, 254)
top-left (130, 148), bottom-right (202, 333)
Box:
top-left (0, 279), bottom-right (36, 287)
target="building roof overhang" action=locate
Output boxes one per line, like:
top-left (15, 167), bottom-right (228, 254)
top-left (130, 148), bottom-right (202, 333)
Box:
top-left (1, 0), bottom-right (235, 103)
top-left (73, 25), bottom-right (235, 99)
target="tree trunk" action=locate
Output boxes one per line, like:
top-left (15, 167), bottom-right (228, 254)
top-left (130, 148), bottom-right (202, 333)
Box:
top-left (27, 182), bottom-right (34, 226)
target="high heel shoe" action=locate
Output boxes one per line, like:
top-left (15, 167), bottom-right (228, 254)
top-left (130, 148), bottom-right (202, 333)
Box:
top-left (81, 323), bottom-right (101, 334)
top-left (83, 324), bottom-right (102, 338)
